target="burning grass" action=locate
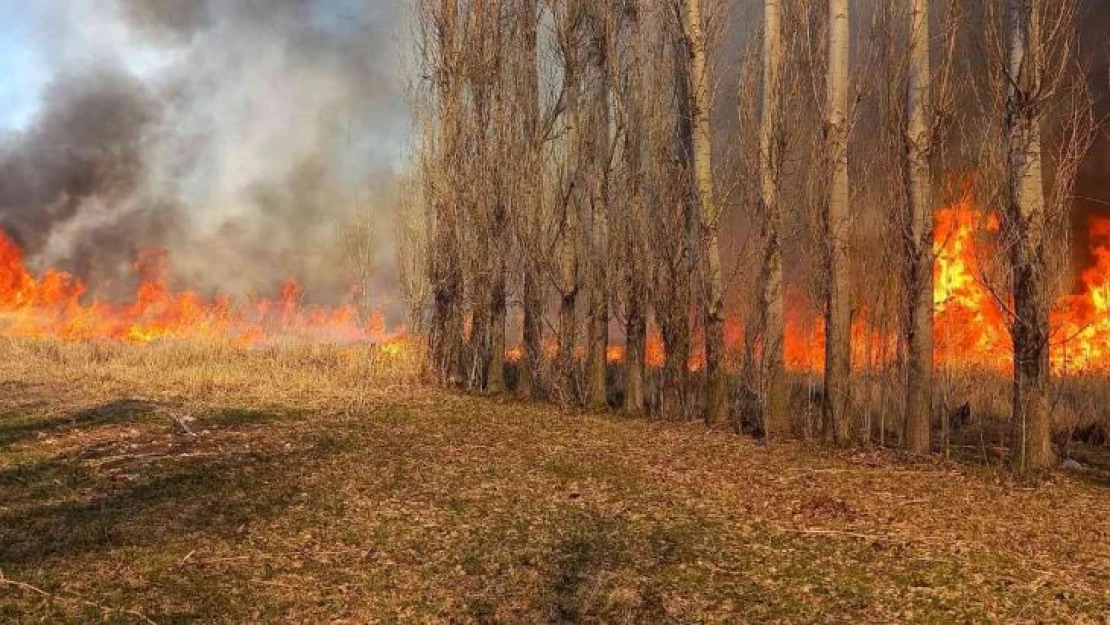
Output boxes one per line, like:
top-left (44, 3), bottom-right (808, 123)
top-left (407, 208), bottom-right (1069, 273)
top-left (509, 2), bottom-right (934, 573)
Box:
top-left (1, 340), bottom-right (1108, 622)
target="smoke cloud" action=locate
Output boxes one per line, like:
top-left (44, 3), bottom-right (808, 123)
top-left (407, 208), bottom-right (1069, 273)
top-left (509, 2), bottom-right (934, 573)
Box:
top-left (1076, 0), bottom-right (1110, 218)
top-left (0, 0), bottom-right (409, 307)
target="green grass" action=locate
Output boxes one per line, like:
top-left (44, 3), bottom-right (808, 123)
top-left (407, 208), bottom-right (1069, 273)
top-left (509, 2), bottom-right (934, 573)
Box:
top-left (0, 341), bottom-right (1107, 623)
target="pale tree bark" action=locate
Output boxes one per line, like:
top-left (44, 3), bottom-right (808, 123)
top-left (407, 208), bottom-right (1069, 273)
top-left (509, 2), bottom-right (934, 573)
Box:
top-left (557, 188), bottom-right (581, 401)
top-left (1004, 0), bottom-right (1054, 475)
top-left (681, 0), bottom-right (727, 427)
top-left (758, 0), bottom-right (788, 439)
top-left (903, 0), bottom-right (934, 453)
top-left (464, 2), bottom-right (498, 392)
top-left (823, 0), bottom-right (852, 444)
top-left (623, 258), bottom-right (647, 413)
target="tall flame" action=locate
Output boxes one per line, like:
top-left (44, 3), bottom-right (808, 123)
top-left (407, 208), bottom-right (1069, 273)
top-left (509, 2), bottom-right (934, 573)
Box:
top-left (632, 195), bottom-right (1110, 376)
top-left (1053, 218), bottom-right (1110, 373)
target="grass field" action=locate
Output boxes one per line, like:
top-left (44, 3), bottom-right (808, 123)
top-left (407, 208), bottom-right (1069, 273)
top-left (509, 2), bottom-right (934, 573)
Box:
top-left (0, 340), bottom-right (1107, 623)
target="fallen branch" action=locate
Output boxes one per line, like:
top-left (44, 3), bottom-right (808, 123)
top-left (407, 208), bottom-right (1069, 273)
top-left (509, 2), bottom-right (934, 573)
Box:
top-left (159, 407), bottom-right (197, 436)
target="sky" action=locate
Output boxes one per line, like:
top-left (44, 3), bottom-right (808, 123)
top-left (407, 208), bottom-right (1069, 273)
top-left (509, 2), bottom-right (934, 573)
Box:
top-left (0, 4), bottom-right (47, 130)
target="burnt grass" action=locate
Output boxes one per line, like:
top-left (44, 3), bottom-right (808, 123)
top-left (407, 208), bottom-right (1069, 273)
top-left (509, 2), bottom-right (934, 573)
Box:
top-left (0, 344), bottom-right (1108, 623)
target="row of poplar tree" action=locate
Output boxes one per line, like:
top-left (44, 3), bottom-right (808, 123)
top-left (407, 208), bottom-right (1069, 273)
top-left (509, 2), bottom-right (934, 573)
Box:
top-left (407, 0), bottom-right (1095, 476)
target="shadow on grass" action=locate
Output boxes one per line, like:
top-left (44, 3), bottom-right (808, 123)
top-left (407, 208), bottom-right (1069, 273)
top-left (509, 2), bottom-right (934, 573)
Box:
top-left (0, 449), bottom-right (317, 568)
top-left (0, 399), bottom-right (161, 449)
top-left (202, 407), bottom-right (300, 428)
top-left (0, 399), bottom-right (339, 570)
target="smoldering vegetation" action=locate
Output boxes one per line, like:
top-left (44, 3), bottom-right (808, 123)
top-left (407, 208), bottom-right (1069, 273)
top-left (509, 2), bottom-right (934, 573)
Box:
top-left (0, 0), bottom-right (409, 309)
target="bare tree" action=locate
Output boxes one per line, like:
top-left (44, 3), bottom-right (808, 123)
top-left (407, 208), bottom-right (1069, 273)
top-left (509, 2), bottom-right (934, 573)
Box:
top-left (515, 0), bottom-right (544, 400)
top-left (617, 0), bottom-right (649, 415)
top-left (553, 0), bottom-right (587, 402)
top-left (823, 0), bottom-right (852, 443)
top-left (583, 3), bottom-right (615, 409)
top-left (757, 0), bottom-right (788, 438)
top-left (655, 7), bottom-right (695, 420)
top-left (425, 0), bottom-right (467, 384)
top-left (902, 0), bottom-right (934, 454)
top-left (1003, 0), bottom-right (1055, 474)
top-left (679, 0), bottom-right (727, 426)
top-left (995, 0), bottom-right (1098, 475)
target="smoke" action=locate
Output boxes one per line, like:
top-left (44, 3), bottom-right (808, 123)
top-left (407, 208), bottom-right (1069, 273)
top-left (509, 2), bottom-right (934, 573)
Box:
top-left (1076, 0), bottom-right (1110, 219)
top-left (0, 0), bottom-right (409, 307)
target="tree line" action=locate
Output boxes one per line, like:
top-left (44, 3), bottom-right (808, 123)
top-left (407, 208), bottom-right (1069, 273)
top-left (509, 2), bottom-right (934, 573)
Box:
top-left (403, 0), bottom-right (1096, 477)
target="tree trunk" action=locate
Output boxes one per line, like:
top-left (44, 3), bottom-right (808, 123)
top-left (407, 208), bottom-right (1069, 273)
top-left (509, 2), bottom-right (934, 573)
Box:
top-left (682, 0), bottom-right (727, 427)
top-left (662, 9), bottom-right (695, 421)
top-left (660, 299), bottom-right (690, 418)
top-left (487, 239), bottom-right (507, 393)
top-left (1005, 0), bottom-right (1054, 475)
top-left (623, 0), bottom-right (647, 415)
top-left (585, 205), bottom-right (610, 408)
top-left (429, 0), bottom-right (465, 385)
top-left (517, 0), bottom-right (543, 400)
top-left (625, 288), bottom-right (647, 413)
top-left (467, 49), bottom-right (493, 392)
top-left (584, 8), bottom-right (612, 409)
top-left (519, 270), bottom-right (543, 398)
top-left (758, 0), bottom-right (788, 439)
top-left (558, 194), bottom-right (581, 402)
top-left (823, 0), bottom-right (852, 444)
top-left (469, 282), bottom-right (490, 389)
top-left (555, 5), bottom-right (587, 404)
top-left (902, 0), bottom-right (934, 454)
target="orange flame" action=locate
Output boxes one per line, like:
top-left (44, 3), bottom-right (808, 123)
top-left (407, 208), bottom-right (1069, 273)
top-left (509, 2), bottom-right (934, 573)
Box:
top-left (0, 231), bottom-right (405, 348)
top-left (6, 191), bottom-right (1110, 379)
top-left (609, 195), bottom-right (1110, 376)
top-left (1052, 217), bottom-right (1110, 373)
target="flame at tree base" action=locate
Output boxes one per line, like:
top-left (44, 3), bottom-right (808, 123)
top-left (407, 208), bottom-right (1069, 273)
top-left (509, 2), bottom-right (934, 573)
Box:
top-left (3, 193), bottom-right (1110, 376)
top-left (631, 196), bottom-right (1110, 376)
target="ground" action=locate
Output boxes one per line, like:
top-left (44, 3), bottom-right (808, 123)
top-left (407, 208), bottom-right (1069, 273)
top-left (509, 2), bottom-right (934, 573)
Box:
top-left (0, 340), bottom-right (1107, 623)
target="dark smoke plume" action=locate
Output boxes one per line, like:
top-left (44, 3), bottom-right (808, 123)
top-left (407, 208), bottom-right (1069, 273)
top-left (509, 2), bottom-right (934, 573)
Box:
top-left (0, 0), bottom-right (408, 306)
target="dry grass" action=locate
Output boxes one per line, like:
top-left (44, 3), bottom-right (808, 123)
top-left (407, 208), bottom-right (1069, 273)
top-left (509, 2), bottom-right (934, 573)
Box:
top-left (0, 339), bottom-right (1108, 623)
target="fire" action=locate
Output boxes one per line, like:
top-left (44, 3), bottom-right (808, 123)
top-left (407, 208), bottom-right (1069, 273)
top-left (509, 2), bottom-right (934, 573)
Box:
top-left (7, 192), bottom-right (1110, 378)
top-left (607, 195), bottom-right (1110, 376)
top-left (923, 198), bottom-right (1110, 375)
top-left (1053, 218), bottom-right (1110, 373)
top-left (778, 197), bottom-right (1110, 375)
top-left (933, 199), bottom-right (1010, 369)
top-left (0, 231), bottom-right (406, 349)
